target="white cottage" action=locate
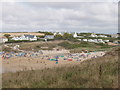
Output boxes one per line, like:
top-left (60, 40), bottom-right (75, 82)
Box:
top-left (90, 33), bottom-right (98, 37)
top-left (73, 32), bottom-right (78, 38)
top-left (98, 39), bottom-right (105, 43)
top-left (98, 35), bottom-right (107, 38)
top-left (104, 40), bottom-right (109, 42)
top-left (83, 39), bottom-right (88, 42)
top-left (11, 35), bottom-right (37, 41)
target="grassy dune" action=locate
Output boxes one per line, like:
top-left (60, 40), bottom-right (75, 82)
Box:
top-left (4, 40), bottom-right (115, 52)
top-left (2, 47), bottom-right (119, 88)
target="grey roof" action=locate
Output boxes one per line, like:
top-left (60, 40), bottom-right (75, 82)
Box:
top-left (24, 35), bottom-right (35, 38)
top-left (44, 35), bottom-right (54, 39)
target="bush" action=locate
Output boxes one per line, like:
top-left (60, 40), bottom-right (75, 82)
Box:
top-left (4, 34), bottom-right (11, 38)
top-left (6, 40), bottom-right (34, 43)
top-left (54, 34), bottom-right (63, 40)
top-left (58, 41), bottom-right (91, 49)
top-left (62, 33), bottom-right (74, 40)
top-left (38, 31), bottom-right (53, 35)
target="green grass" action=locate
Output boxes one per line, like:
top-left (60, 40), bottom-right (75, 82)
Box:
top-left (2, 47), bottom-right (119, 88)
top-left (58, 41), bottom-right (115, 53)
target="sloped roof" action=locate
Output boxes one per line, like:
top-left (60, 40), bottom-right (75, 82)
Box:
top-left (44, 35), bottom-right (54, 39)
top-left (24, 35), bottom-right (35, 38)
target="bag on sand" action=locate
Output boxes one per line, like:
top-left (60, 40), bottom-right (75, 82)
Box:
top-left (56, 61), bottom-right (58, 64)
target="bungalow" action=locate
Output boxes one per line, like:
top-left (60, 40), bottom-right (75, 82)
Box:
top-left (90, 33), bottom-right (98, 37)
top-left (94, 39), bottom-right (98, 43)
top-left (83, 39), bottom-right (88, 42)
top-left (104, 40), bottom-right (109, 43)
top-left (73, 32), bottom-right (84, 38)
top-left (53, 32), bottom-right (64, 36)
top-left (98, 35), bottom-right (108, 38)
top-left (111, 34), bottom-right (119, 38)
top-left (98, 39), bottom-right (105, 43)
top-left (44, 35), bottom-right (54, 39)
top-left (88, 39), bottom-right (98, 43)
top-left (44, 35), bottom-right (54, 42)
top-left (3, 37), bottom-right (8, 43)
top-left (11, 34), bottom-right (37, 41)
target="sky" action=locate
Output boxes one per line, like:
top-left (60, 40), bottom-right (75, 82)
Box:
top-left (1, 0), bottom-right (119, 34)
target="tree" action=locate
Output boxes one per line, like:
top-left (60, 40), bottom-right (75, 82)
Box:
top-left (54, 34), bottom-right (63, 40)
top-left (62, 33), bottom-right (73, 40)
top-left (38, 31), bottom-right (53, 35)
top-left (4, 34), bottom-right (11, 38)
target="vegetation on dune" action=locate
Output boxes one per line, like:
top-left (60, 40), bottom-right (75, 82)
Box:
top-left (6, 40), bottom-right (32, 43)
top-left (2, 46), bottom-right (20, 53)
top-left (38, 31), bottom-right (53, 35)
top-left (77, 33), bottom-right (92, 36)
top-left (58, 41), bottom-right (115, 50)
top-left (2, 47), bottom-right (119, 88)
top-left (17, 41), bottom-right (63, 51)
top-left (58, 41), bottom-right (92, 49)
top-left (3, 40), bottom-right (116, 52)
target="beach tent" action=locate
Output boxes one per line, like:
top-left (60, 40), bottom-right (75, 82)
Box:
top-left (49, 59), bottom-right (57, 61)
top-left (68, 59), bottom-right (72, 61)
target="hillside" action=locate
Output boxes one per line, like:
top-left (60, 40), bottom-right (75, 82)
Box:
top-left (2, 47), bottom-right (119, 88)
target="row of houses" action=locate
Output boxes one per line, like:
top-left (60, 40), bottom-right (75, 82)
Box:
top-left (73, 32), bottom-right (109, 38)
top-left (1, 32), bottom-right (119, 43)
top-left (11, 35), bottom-right (38, 41)
top-left (78, 39), bottom-right (109, 43)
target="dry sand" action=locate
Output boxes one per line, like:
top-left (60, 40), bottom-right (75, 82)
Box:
top-left (1, 51), bottom-right (105, 73)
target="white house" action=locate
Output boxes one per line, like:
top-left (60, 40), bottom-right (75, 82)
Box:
top-left (83, 39), bottom-right (88, 42)
top-left (73, 32), bottom-right (84, 38)
top-left (94, 39), bottom-right (98, 43)
top-left (90, 33), bottom-right (98, 37)
top-left (11, 35), bottom-right (37, 41)
top-left (73, 32), bottom-right (78, 38)
top-left (3, 37), bottom-right (8, 43)
top-left (111, 34), bottom-right (119, 38)
top-left (54, 32), bottom-right (64, 36)
top-left (98, 39), bottom-right (105, 43)
top-left (104, 40), bottom-right (109, 43)
top-left (98, 35), bottom-right (108, 38)
top-left (58, 32), bottom-right (64, 36)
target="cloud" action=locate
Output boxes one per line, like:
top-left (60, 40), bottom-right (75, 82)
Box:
top-left (2, 2), bottom-right (118, 34)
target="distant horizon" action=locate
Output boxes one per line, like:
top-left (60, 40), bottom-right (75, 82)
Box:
top-left (0, 30), bottom-right (118, 35)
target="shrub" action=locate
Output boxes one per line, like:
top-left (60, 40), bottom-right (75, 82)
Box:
top-left (58, 41), bottom-right (91, 49)
top-left (6, 40), bottom-right (33, 43)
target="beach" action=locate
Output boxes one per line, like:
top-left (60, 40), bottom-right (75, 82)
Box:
top-left (1, 50), bottom-right (105, 73)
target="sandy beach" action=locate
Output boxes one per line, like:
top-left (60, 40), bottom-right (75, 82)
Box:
top-left (1, 51), bottom-right (105, 73)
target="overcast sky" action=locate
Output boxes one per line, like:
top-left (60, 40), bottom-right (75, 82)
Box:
top-left (1, 0), bottom-right (118, 34)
